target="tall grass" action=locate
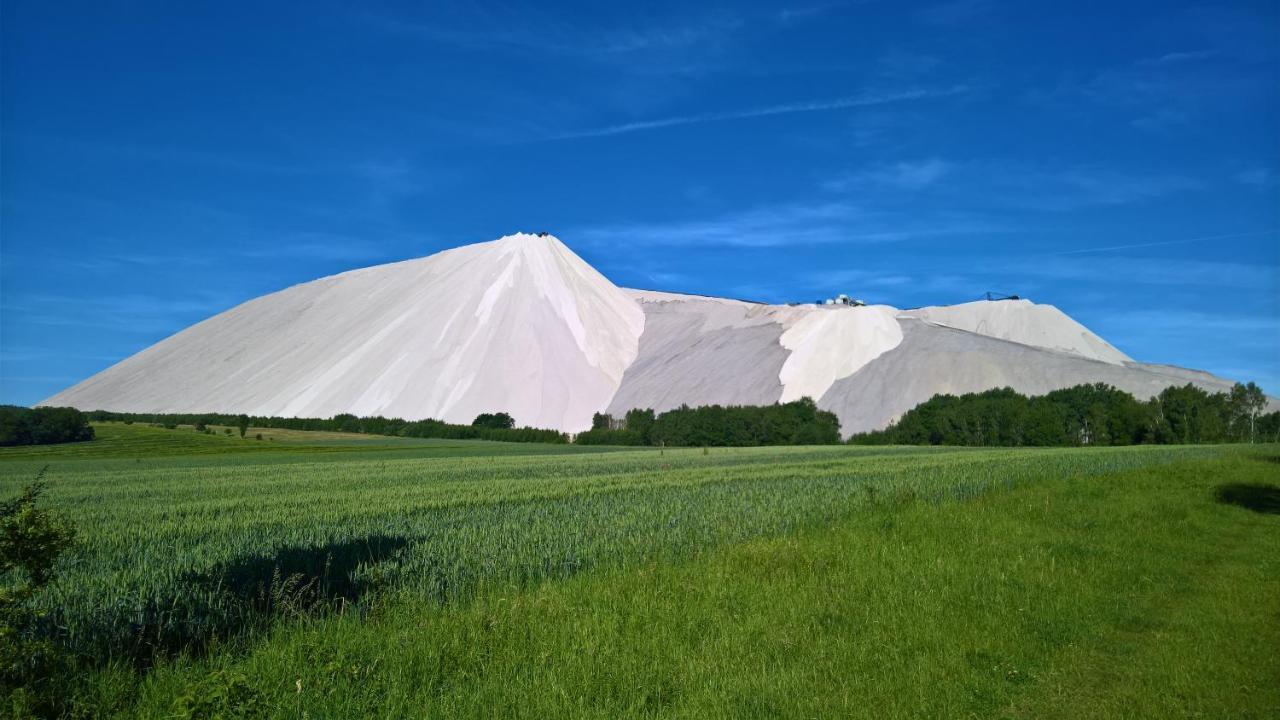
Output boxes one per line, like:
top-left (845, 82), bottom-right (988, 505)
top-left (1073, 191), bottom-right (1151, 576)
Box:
top-left (0, 439), bottom-right (1226, 667)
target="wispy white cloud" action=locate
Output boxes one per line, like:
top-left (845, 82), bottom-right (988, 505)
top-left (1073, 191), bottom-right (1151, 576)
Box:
top-left (1234, 168), bottom-right (1275, 188)
top-left (360, 8), bottom-right (743, 61)
top-left (776, 1), bottom-right (873, 23)
top-left (579, 203), bottom-right (858, 247)
top-left (801, 268), bottom-right (928, 292)
top-left (0, 347), bottom-right (121, 363)
top-left (362, 2), bottom-right (860, 62)
top-left (577, 199), bottom-right (1004, 248)
top-left (957, 164), bottom-right (1200, 210)
top-left (13, 292), bottom-right (242, 334)
top-left (825, 158), bottom-right (954, 191)
top-left (823, 160), bottom-right (1197, 210)
top-left (876, 50), bottom-right (943, 80)
top-left (1087, 309), bottom-right (1280, 391)
top-left (916, 0), bottom-right (997, 26)
top-left (551, 85), bottom-right (970, 140)
top-left (1022, 169), bottom-right (1199, 208)
top-left (1039, 28), bottom-right (1270, 136)
top-left (233, 233), bottom-right (395, 264)
top-left (1129, 107), bottom-right (1193, 134)
top-left (997, 255), bottom-right (1275, 290)
top-left (62, 252), bottom-right (214, 274)
top-left (1137, 49), bottom-right (1218, 66)
top-left (1100, 310), bottom-right (1279, 343)
top-left (8, 132), bottom-right (315, 176)
top-left (44, 231), bottom-right (400, 276)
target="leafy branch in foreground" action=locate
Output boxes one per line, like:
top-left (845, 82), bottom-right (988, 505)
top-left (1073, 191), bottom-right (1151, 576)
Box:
top-left (1, 468), bottom-right (79, 717)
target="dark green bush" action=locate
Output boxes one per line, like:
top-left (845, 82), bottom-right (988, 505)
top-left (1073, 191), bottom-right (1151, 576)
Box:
top-left (0, 406), bottom-right (94, 447)
top-left (472, 412), bottom-right (515, 430)
top-left (1, 475), bottom-right (79, 716)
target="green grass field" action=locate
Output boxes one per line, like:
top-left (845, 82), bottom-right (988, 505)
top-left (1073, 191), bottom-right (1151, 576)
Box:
top-left (2, 427), bottom-right (1277, 718)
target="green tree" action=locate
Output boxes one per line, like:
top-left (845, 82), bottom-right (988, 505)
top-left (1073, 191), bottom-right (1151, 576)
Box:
top-left (1151, 384), bottom-right (1228, 444)
top-left (472, 412), bottom-right (515, 430)
top-left (624, 408), bottom-right (655, 443)
top-left (0, 406), bottom-right (95, 447)
top-left (236, 414), bottom-right (250, 439)
top-left (640, 398), bottom-right (841, 448)
top-left (1022, 399), bottom-right (1069, 446)
top-left (1, 477), bottom-right (78, 715)
top-left (332, 413), bottom-right (361, 433)
top-left (1228, 382), bottom-right (1267, 443)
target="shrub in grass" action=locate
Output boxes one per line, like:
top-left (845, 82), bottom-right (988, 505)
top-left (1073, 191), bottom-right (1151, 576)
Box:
top-left (0, 474), bottom-right (78, 716)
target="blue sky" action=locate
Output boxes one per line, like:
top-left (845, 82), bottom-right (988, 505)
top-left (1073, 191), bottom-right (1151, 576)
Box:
top-left (2, 0), bottom-right (1277, 405)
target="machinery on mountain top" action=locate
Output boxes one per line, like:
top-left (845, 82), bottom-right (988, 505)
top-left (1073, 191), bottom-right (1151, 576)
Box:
top-left (983, 291), bottom-right (1022, 301)
top-left (823, 293), bottom-right (866, 307)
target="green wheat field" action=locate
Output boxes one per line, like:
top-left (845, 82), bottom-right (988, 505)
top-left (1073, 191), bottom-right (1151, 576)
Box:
top-left (3, 423), bottom-right (1277, 718)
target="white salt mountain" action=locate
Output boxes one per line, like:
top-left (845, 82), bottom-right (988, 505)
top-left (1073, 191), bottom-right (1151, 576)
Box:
top-left (43, 233), bottom-right (1272, 436)
top-left (45, 233), bottom-right (643, 431)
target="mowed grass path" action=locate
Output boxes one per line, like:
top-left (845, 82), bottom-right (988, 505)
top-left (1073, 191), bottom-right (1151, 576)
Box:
top-left (38, 444), bottom-right (1275, 718)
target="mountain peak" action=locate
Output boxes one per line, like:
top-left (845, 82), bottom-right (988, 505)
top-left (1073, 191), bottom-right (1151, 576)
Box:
top-left (44, 231), bottom-right (645, 432)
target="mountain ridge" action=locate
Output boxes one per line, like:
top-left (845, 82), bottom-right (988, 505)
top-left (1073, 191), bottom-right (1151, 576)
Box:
top-left (42, 232), bottom-right (1271, 435)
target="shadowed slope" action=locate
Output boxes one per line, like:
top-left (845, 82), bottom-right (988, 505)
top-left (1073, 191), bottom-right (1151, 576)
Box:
top-left (822, 319), bottom-right (1266, 436)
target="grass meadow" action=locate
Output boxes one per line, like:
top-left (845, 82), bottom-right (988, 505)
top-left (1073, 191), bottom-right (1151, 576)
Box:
top-left (1, 423), bottom-right (1276, 717)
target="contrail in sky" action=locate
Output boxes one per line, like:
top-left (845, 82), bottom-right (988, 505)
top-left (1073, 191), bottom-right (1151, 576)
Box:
top-left (552, 85), bottom-right (970, 140)
top-left (1055, 230), bottom-right (1276, 256)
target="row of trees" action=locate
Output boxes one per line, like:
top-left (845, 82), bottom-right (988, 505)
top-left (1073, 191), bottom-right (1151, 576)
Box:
top-left (84, 410), bottom-right (568, 444)
top-left (22, 381), bottom-right (1275, 450)
top-left (576, 398), bottom-right (843, 447)
top-left (0, 406), bottom-right (94, 447)
top-left (850, 382), bottom-right (1276, 447)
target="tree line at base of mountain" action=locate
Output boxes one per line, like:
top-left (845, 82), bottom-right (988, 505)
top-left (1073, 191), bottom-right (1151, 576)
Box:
top-left (15, 380), bottom-right (1275, 450)
top-left (0, 406), bottom-right (94, 446)
top-left (576, 398), bottom-right (842, 447)
top-left (80, 410), bottom-right (569, 444)
top-left (848, 382), bottom-right (1276, 447)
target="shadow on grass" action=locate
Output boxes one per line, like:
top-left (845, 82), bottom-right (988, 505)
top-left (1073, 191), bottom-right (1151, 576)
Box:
top-left (205, 534), bottom-right (410, 613)
top-left (100, 534), bottom-right (412, 668)
top-left (1215, 483), bottom-right (1280, 515)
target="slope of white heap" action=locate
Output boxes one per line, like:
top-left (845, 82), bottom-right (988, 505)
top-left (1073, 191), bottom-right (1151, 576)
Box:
top-left (899, 299), bottom-right (1131, 365)
top-left (42, 233), bottom-right (644, 432)
top-left (777, 305), bottom-right (904, 402)
top-left (45, 232), bottom-right (1268, 436)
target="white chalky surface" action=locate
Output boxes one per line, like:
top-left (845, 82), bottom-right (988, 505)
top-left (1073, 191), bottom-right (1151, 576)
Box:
top-left (45, 233), bottom-right (1271, 435)
top-left (778, 305), bottom-right (904, 403)
top-left (43, 233), bottom-right (644, 432)
top-left (900, 299), bottom-right (1131, 364)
